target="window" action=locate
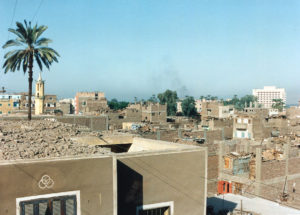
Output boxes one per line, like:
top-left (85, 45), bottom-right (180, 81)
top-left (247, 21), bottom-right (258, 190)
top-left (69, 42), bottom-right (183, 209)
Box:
top-left (241, 132), bottom-right (245, 138)
top-left (8, 111), bottom-right (11, 114)
top-left (19, 196), bottom-right (76, 215)
top-left (0, 103), bottom-right (2, 106)
top-left (138, 207), bottom-right (170, 215)
top-left (0, 111), bottom-right (2, 114)
top-left (8, 103), bottom-right (11, 106)
top-left (137, 202), bottom-right (174, 215)
top-left (17, 191), bottom-right (80, 215)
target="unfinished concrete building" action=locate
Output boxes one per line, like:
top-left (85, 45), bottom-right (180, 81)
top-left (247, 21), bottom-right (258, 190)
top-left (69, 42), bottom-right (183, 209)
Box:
top-left (216, 138), bottom-right (300, 209)
top-left (0, 120), bottom-right (207, 215)
top-left (75, 92), bottom-right (108, 115)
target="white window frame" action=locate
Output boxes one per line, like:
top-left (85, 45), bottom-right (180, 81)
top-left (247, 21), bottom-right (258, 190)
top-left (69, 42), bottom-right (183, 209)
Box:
top-left (136, 201), bottom-right (174, 215)
top-left (16, 190), bottom-right (80, 215)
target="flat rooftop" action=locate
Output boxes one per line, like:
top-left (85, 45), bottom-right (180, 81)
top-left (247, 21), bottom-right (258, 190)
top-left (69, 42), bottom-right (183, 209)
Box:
top-left (0, 119), bottom-right (200, 161)
top-left (208, 194), bottom-right (300, 215)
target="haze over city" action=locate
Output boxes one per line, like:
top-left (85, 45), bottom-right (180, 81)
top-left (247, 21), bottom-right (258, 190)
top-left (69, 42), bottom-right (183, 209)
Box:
top-left (1, 0), bottom-right (300, 103)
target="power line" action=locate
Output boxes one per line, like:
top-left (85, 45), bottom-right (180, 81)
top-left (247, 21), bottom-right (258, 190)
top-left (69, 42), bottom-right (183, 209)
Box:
top-left (31, 0), bottom-right (45, 22)
top-left (7, 0), bottom-right (18, 40)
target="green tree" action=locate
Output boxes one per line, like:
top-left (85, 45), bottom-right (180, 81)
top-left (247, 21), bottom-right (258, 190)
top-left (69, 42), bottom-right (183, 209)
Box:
top-left (272, 99), bottom-right (285, 111)
top-left (223, 95), bottom-right (257, 110)
top-left (108, 99), bottom-right (129, 110)
top-left (2, 20), bottom-right (59, 120)
top-left (181, 96), bottom-right (197, 117)
top-left (157, 89), bottom-right (178, 116)
top-left (147, 94), bottom-right (158, 103)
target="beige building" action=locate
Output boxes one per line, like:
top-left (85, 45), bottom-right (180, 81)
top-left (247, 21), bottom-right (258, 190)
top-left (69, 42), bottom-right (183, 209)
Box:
top-left (232, 114), bottom-right (254, 139)
top-left (75, 92), bottom-right (108, 115)
top-left (177, 101), bottom-right (182, 113)
top-left (34, 73), bottom-right (57, 115)
top-left (127, 102), bottom-right (167, 123)
top-left (0, 94), bottom-right (22, 115)
top-left (0, 98), bottom-right (13, 115)
top-left (252, 86), bottom-right (286, 109)
top-left (35, 73), bottom-right (44, 115)
top-left (201, 101), bottom-right (234, 119)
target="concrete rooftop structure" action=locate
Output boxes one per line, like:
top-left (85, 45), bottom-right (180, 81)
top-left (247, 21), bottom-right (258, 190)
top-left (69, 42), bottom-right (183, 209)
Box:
top-left (0, 119), bottom-right (207, 215)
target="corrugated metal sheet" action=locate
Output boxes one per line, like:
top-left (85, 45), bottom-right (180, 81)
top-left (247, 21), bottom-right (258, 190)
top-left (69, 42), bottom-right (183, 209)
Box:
top-left (232, 156), bottom-right (251, 175)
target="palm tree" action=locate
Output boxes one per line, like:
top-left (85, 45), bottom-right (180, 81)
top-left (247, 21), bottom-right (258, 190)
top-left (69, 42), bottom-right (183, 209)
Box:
top-left (2, 20), bottom-right (59, 120)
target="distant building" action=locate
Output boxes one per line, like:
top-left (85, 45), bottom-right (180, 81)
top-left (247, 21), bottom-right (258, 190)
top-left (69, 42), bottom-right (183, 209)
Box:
top-left (201, 101), bottom-right (234, 119)
top-left (35, 73), bottom-right (44, 115)
top-left (176, 101), bottom-right (182, 113)
top-left (232, 114), bottom-right (254, 139)
top-left (195, 99), bottom-right (203, 113)
top-left (0, 94), bottom-right (22, 115)
top-left (58, 98), bottom-right (74, 115)
top-left (35, 73), bottom-right (57, 115)
top-left (177, 99), bottom-right (203, 114)
top-left (252, 86), bottom-right (286, 109)
top-left (126, 102), bottom-right (167, 123)
top-left (75, 92), bottom-right (108, 115)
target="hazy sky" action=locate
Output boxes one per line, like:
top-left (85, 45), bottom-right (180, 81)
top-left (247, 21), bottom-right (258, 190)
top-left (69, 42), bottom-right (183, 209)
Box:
top-left (0, 0), bottom-right (299, 103)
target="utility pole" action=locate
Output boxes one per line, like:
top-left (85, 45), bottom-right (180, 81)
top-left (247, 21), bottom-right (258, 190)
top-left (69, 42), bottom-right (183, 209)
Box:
top-left (0, 87), bottom-right (6, 93)
top-left (240, 200), bottom-right (243, 215)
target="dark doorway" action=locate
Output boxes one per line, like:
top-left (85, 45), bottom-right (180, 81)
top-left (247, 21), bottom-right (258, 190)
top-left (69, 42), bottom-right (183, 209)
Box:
top-left (117, 160), bottom-right (143, 215)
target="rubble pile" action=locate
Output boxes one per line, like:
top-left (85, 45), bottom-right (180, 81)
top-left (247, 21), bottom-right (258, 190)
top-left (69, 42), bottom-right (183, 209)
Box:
top-left (0, 120), bottom-right (108, 160)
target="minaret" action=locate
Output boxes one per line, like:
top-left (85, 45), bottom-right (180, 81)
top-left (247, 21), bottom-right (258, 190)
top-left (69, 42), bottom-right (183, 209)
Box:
top-left (35, 72), bottom-right (45, 115)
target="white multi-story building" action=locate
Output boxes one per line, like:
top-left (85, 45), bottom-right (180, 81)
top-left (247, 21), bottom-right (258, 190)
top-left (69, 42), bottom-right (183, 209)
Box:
top-left (252, 86), bottom-right (286, 109)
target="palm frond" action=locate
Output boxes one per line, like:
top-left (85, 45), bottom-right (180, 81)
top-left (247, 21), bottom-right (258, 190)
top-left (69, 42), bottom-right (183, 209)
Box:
top-left (3, 20), bottom-right (59, 74)
top-left (34, 25), bottom-right (48, 42)
top-left (35, 38), bottom-right (52, 46)
top-left (2, 39), bottom-right (23, 49)
top-left (15, 22), bottom-right (28, 42)
top-left (8, 28), bottom-right (26, 42)
top-left (35, 52), bottom-right (43, 71)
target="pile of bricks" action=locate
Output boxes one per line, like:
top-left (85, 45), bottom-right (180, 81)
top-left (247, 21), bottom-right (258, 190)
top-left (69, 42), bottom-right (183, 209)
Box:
top-left (0, 119), bottom-right (108, 160)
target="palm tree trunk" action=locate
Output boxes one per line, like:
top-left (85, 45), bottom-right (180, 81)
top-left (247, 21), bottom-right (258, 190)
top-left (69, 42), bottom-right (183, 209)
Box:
top-left (28, 53), bottom-right (33, 121)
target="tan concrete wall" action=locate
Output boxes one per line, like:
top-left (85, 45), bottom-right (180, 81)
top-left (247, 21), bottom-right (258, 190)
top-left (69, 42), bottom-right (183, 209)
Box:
top-left (289, 157), bottom-right (300, 175)
top-left (57, 116), bottom-right (107, 131)
top-left (0, 157), bottom-right (114, 215)
top-left (207, 155), bottom-right (218, 196)
top-left (117, 150), bottom-right (207, 215)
